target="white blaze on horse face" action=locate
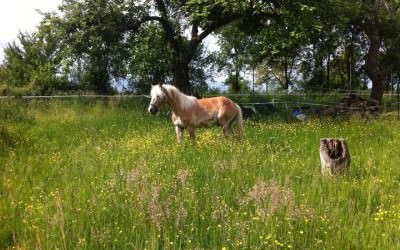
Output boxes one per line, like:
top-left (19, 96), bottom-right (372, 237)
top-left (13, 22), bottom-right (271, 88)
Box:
top-left (148, 96), bottom-right (156, 114)
top-left (148, 94), bottom-right (161, 114)
top-left (148, 86), bottom-right (167, 114)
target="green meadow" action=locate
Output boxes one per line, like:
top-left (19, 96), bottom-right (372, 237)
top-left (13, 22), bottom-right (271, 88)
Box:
top-left (1, 98), bottom-right (400, 249)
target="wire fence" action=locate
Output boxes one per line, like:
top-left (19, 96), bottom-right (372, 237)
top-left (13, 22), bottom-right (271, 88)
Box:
top-left (1, 92), bottom-right (399, 116)
top-left (0, 94), bottom-right (149, 99)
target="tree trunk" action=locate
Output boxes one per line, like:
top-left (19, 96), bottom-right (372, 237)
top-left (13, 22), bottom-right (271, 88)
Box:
top-left (233, 69), bottom-right (240, 93)
top-left (364, 25), bottom-right (391, 103)
top-left (232, 46), bottom-right (240, 93)
top-left (346, 36), bottom-right (354, 89)
top-left (326, 54), bottom-right (330, 90)
top-left (320, 138), bottom-right (351, 176)
top-left (369, 74), bottom-right (386, 102)
top-left (283, 62), bottom-right (289, 90)
top-left (173, 61), bottom-right (191, 94)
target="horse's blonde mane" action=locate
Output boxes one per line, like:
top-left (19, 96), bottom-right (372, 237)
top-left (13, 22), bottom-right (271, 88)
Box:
top-left (152, 84), bottom-right (197, 111)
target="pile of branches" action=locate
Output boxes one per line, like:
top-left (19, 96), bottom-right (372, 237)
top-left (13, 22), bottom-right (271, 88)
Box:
top-left (321, 94), bottom-right (379, 119)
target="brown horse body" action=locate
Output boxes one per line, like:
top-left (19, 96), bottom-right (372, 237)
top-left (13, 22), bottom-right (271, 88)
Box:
top-left (148, 84), bottom-right (243, 142)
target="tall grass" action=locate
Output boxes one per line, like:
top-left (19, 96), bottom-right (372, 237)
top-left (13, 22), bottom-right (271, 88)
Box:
top-left (1, 98), bottom-right (400, 249)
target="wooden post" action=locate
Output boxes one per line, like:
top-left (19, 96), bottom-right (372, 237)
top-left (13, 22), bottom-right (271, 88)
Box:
top-left (320, 138), bottom-right (351, 176)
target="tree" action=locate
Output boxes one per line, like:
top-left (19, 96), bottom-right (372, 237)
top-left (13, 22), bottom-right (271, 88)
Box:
top-left (224, 74), bottom-right (250, 93)
top-left (126, 22), bottom-right (211, 95)
top-left (50, 0), bottom-right (130, 94)
top-left (2, 29), bottom-right (68, 95)
top-left (2, 39), bottom-right (30, 88)
top-left (226, 1), bottom-right (322, 92)
top-left (341, 0), bottom-right (400, 102)
top-left (188, 44), bottom-right (213, 96)
top-left (50, 0), bottom-right (280, 94)
top-left (213, 22), bottom-right (254, 93)
top-left (127, 23), bottom-right (174, 93)
top-left (362, 0), bottom-right (400, 102)
top-left (255, 5), bottom-right (310, 91)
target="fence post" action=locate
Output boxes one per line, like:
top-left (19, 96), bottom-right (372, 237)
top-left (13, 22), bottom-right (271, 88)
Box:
top-left (7, 74), bottom-right (10, 97)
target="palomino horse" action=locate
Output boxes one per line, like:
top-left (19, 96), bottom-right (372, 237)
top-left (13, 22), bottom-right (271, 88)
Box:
top-left (148, 84), bottom-right (243, 142)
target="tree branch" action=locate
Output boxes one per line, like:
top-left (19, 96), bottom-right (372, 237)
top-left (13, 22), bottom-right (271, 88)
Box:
top-left (154, 0), bottom-right (180, 54)
top-left (184, 13), bottom-right (242, 63)
top-left (185, 1), bottom-right (280, 63)
top-left (126, 0), bottom-right (180, 54)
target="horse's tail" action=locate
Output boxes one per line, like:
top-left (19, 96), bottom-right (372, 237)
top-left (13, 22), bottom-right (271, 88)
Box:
top-left (235, 103), bottom-right (244, 139)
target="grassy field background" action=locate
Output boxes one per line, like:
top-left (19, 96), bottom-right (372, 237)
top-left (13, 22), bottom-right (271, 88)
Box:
top-left (1, 98), bottom-right (400, 249)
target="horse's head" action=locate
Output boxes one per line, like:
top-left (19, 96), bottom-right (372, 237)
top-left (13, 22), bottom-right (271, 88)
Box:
top-left (148, 84), bottom-right (168, 115)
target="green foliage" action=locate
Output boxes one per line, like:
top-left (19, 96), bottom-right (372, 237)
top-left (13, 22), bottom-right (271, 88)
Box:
top-left (337, 0), bottom-right (400, 101)
top-left (50, 0), bottom-right (134, 94)
top-left (212, 21), bottom-right (255, 93)
top-left (224, 74), bottom-right (250, 93)
top-left (38, 0), bottom-right (242, 94)
top-left (127, 23), bottom-right (174, 93)
top-left (1, 27), bottom-right (69, 95)
top-left (1, 0), bottom-right (400, 99)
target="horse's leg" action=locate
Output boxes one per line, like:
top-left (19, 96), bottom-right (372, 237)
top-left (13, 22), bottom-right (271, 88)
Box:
top-left (188, 127), bottom-right (196, 141)
top-left (227, 116), bottom-right (238, 138)
top-left (220, 119), bottom-right (234, 138)
top-left (218, 115), bottom-right (231, 138)
top-left (175, 125), bottom-right (184, 142)
top-left (221, 113), bottom-right (240, 139)
top-left (221, 124), bottom-right (230, 138)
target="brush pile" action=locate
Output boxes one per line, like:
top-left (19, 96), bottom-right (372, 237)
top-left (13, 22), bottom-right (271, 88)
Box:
top-left (321, 94), bottom-right (379, 118)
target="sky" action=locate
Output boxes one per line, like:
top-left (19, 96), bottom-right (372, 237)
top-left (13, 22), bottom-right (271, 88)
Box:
top-left (0, 0), bottom-right (61, 62)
